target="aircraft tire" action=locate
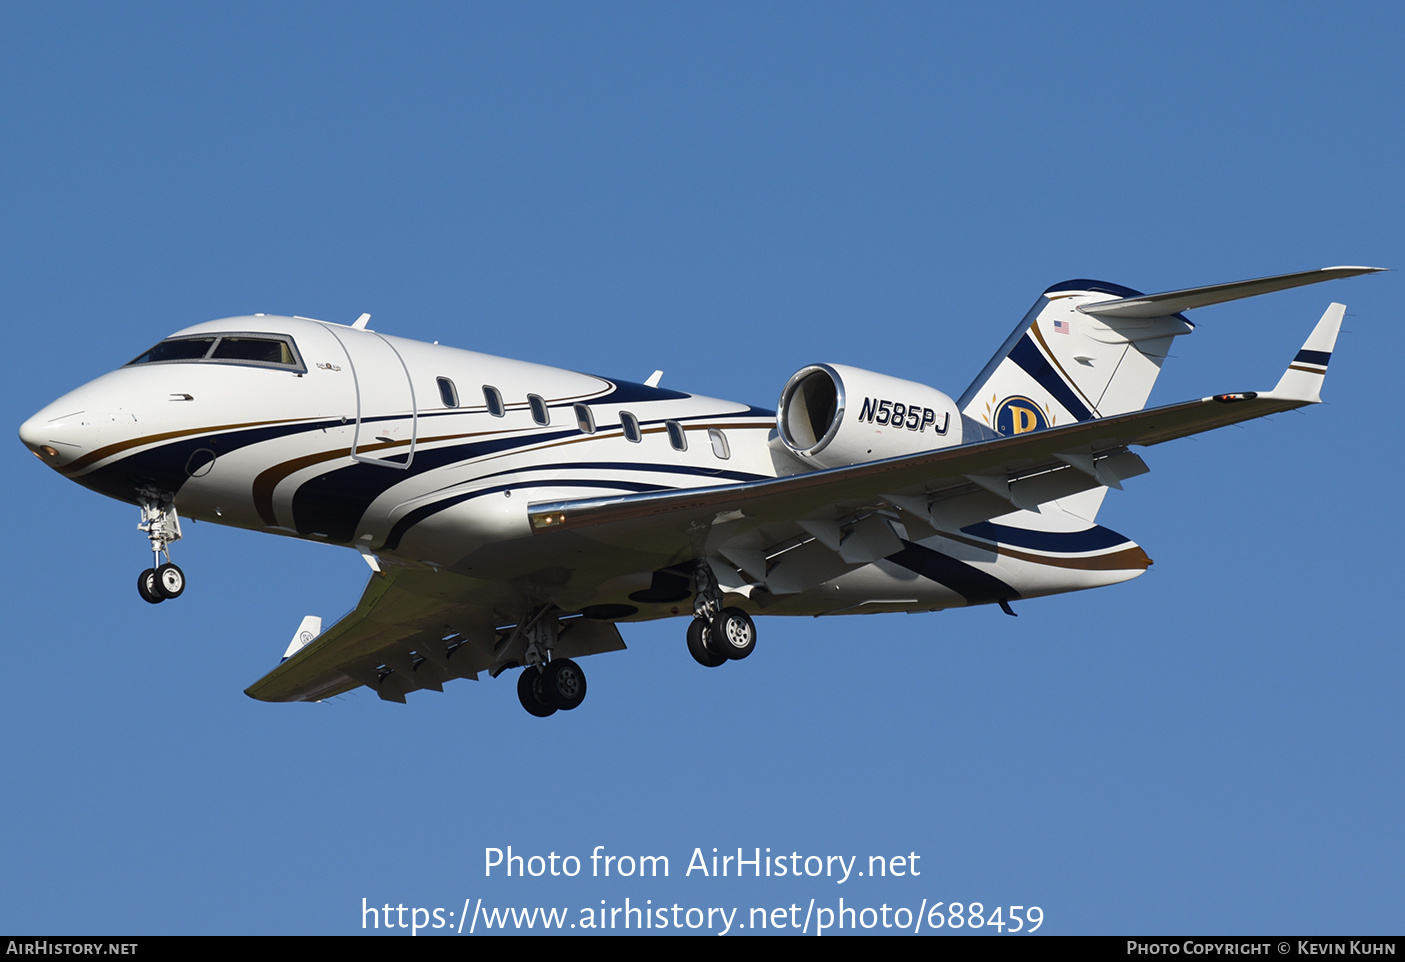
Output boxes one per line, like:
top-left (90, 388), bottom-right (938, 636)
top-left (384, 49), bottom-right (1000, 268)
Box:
top-left (517, 667), bottom-right (557, 717)
top-left (711, 608), bottom-right (756, 660)
top-left (155, 563), bottom-right (185, 599)
top-left (687, 618), bottom-right (727, 667)
top-left (541, 658), bottom-right (587, 711)
top-left (138, 568), bottom-right (164, 604)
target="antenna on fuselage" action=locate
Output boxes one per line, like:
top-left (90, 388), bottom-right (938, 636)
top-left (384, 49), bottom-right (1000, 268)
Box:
top-left (352, 313), bottom-right (371, 330)
top-left (645, 370), bottom-right (663, 387)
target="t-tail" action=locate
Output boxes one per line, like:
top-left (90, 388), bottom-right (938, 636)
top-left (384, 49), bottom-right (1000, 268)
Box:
top-left (959, 266), bottom-right (1381, 436)
top-left (952, 266), bottom-right (1382, 526)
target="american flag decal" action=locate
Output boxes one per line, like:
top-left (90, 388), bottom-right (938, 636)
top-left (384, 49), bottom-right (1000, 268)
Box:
top-left (1052, 319), bottom-right (1071, 335)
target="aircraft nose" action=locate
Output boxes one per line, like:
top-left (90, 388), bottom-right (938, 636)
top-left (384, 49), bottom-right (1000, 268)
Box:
top-left (19, 396), bottom-right (98, 470)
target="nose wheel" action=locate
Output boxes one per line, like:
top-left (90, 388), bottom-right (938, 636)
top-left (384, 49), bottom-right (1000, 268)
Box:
top-left (137, 563), bottom-right (186, 604)
top-left (138, 568), bottom-right (163, 604)
top-left (135, 492), bottom-right (186, 603)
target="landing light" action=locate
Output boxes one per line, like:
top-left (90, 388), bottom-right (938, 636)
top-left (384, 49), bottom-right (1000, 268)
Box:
top-left (40, 445), bottom-right (58, 458)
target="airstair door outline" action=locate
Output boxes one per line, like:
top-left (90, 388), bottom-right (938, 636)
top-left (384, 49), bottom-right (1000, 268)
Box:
top-left (323, 325), bottom-right (418, 469)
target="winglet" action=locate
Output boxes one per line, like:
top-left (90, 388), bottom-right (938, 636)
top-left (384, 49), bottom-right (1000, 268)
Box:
top-left (1269, 302), bottom-right (1345, 403)
top-left (281, 615), bottom-right (323, 663)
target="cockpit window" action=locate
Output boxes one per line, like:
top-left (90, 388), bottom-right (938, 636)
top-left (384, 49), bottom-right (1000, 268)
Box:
top-left (127, 334), bottom-right (304, 373)
top-left (211, 336), bottom-right (296, 365)
top-left (129, 337), bottom-right (217, 364)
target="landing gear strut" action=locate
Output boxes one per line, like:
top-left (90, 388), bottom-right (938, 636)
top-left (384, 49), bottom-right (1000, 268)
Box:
top-left (136, 491), bottom-right (185, 604)
top-left (514, 607), bottom-right (589, 716)
top-left (685, 560), bottom-right (758, 667)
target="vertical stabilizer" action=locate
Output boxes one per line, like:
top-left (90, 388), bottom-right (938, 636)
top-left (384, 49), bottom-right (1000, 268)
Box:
top-left (959, 280), bottom-right (1195, 435)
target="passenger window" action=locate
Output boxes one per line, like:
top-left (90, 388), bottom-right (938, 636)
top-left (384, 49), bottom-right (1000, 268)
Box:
top-left (666, 420), bottom-right (687, 451)
top-left (709, 427), bottom-right (730, 460)
top-left (574, 403), bottom-right (595, 434)
top-left (621, 412), bottom-right (641, 443)
top-left (483, 386), bottom-right (505, 417)
top-left (528, 394), bottom-right (549, 426)
top-left (437, 377), bottom-right (458, 408)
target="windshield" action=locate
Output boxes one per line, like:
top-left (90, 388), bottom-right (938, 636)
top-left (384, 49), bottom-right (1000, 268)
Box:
top-left (128, 334), bottom-right (304, 372)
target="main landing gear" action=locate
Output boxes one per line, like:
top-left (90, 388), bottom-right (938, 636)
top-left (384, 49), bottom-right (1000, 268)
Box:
top-left (685, 561), bottom-right (757, 668)
top-left (514, 607), bottom-right (588, 717)
top-left (517, 659), bottom-right (588, 717)
top-left (136, 491), bottom-right (185, 605)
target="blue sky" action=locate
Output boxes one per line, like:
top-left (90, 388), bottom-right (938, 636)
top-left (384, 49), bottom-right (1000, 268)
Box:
top-left (3, 3), bottom-right (1401, 935)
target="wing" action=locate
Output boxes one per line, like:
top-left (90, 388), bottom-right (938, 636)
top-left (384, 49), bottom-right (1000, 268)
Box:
top-left (527, 304), bottom-right (1346, 566)
top-left (244, 567), bottom-right (625, 703)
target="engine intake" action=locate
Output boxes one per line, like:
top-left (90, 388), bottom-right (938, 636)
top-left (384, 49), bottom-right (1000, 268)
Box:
top-left (776, 363), bottom-right (962, 469)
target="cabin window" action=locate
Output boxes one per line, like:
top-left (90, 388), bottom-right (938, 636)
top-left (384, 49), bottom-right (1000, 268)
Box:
top-left (127, 333), bottom-right (304, 373)
top-left (483, 385), bottom-right (505, 417)
top-left (528, 394), bottom-right (549, 426)
top-left (437, 377), bottom-right (459, 408)
top-left (574, 403), bottom-right (595, 434)
top-left (621, 411), bottom-right (641, 443)
top-left (666, 420), bottom-right (687, 451)
top-left (709, 427), bottom-right (730, 460)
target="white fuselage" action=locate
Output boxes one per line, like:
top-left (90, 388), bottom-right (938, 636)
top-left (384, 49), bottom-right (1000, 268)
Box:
top-left (20, 314), bottom-right (1146, 622)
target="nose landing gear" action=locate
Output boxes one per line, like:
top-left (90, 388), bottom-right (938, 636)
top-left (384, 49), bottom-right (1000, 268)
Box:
top-left (136, 491), bottom-right (185, 604)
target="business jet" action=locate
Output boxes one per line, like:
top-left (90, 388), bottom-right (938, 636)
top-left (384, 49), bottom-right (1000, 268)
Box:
top-left (19, 266), bottom-right (1380, 715)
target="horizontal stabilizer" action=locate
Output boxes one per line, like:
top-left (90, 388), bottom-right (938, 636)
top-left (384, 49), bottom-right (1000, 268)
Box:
top-left (1079, 266), bottom-right (1383, 319)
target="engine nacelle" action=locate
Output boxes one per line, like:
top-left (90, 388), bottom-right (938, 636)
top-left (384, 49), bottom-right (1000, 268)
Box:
top-left (776, 363), bottom-right (962, 468)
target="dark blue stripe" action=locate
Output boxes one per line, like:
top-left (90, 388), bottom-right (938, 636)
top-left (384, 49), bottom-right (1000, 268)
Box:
top-left (381, 480), bottom-right (665, 551)
top-left (588, 378), bottom-right (694, 403)
top-left (961, 522), bottom-right (1131, 553)
top-left (1040, 280), bottom-right (1193, 327)
top-left (1044, 279), bottom-right (1146, 299)
top-left (292, 421), bottom-right (778, 544)
top-left (291, 429), bottom-right (579, 542)
top-left (1293, 349), bottom-right (1331, 366)
top-left (1008, 334), bottom-right (1093, 422)
top-left (73, 416), bottom-right (352, 505)
top-left (884, 541), bottom-right (1019, 605)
